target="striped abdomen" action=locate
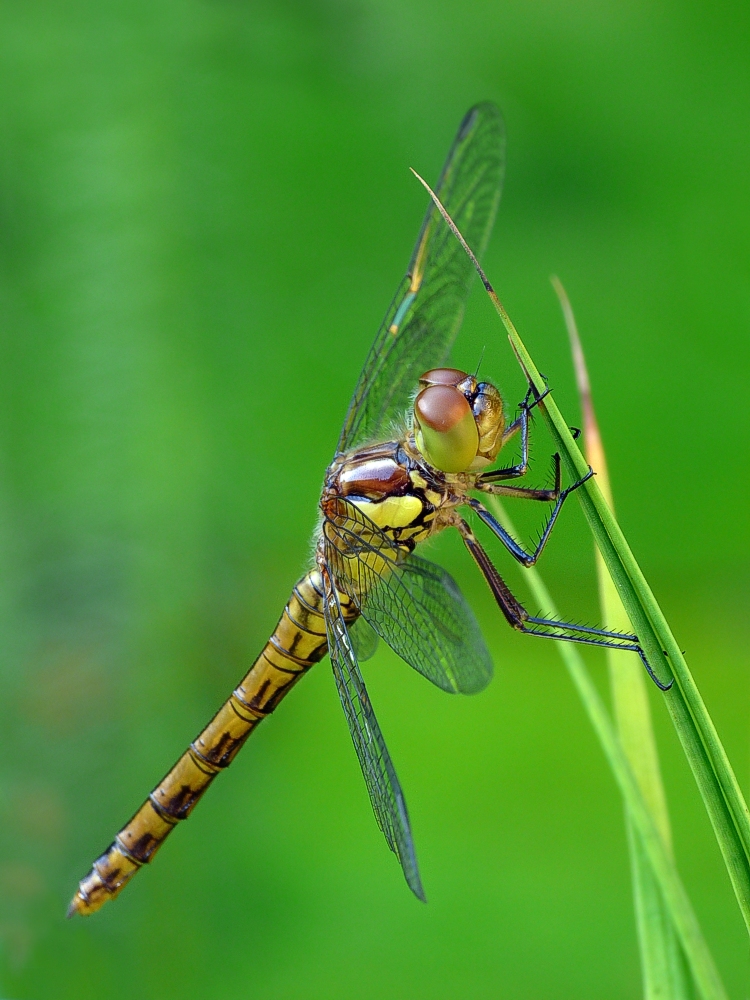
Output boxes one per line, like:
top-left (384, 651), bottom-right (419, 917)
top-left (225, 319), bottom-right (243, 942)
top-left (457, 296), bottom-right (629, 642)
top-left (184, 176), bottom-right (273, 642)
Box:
top-left (68, 570), bottom-right (354, 917)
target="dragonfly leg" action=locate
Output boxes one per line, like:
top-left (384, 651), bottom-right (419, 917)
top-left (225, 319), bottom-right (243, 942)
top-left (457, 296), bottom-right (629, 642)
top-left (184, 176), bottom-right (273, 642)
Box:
top-left (455, 519), bottom-right (672, 690)
top-left (478, 452), bottom-right (562, 500)
top-left (467, 466), bottom-right (593, 568)
top-left (476, 388), bottom-right (550, 483)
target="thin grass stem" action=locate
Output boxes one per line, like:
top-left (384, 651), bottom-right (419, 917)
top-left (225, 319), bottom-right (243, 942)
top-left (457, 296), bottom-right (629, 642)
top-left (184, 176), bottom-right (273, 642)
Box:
top-left (507, 326), bottom-right (750, 934)
top-left (413, 162), bottom-right (750, 934)
top-left (487, 498), bottom-right (728, 1000)
top-left (553, 274), bottom-right (686, 999)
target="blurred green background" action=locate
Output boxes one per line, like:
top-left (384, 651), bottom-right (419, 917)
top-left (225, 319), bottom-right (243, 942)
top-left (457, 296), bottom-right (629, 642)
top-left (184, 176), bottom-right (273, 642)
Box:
top-left (1, 0), bottom-right (749, 996)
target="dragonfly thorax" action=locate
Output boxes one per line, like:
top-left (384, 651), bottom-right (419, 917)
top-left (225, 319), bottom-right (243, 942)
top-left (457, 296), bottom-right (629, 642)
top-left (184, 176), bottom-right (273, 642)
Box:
top-left (413, 368), bottom-right (505, 473)
top-left (323, 441), bottom-right (444, 554)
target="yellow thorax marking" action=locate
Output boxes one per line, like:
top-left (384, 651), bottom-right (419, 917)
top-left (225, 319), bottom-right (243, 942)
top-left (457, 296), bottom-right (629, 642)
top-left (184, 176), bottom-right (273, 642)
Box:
top-left (350, 495), bottom-right (423, 531)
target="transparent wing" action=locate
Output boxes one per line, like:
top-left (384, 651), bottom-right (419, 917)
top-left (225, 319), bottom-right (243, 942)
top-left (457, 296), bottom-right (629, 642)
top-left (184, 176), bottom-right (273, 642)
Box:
top-left (321, 566), bottom-right (424, 900)
top-left (362, 555), bottom-right (492, 694)
top-left (322, 497), bottom-right (493, 694)
top-left (349, 615), bottom-right (379, 661)
top-left (337, 102), bottom-right (505, 454)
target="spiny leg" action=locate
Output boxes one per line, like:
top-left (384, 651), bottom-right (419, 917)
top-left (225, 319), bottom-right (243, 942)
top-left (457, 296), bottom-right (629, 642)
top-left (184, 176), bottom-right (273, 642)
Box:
top-left (455, 518), bottom-right (671, 690)
top-left (476, 386), bottom-right (550, 484)
top-left (478, 452), bottom-right (562, 501)
top-left (477, 389), bottom-right (581, 485)
top-left (468, 466), bottom-right (593, 569)
top-left (476, 407), bottom-right (529, 483)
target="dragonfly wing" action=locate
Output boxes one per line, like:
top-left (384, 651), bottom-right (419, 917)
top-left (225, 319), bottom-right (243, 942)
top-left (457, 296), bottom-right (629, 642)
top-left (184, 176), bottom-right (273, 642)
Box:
top-left (322, 565), bottom-right (424, 900)
top-left (349, 614), bottom-right (379, 661)
top-left (323, 497), bottom-right (493, 694)
top-left (361, 554), bottom-right (493, 694)
top-left (337, 102), bottom-right (505, 453)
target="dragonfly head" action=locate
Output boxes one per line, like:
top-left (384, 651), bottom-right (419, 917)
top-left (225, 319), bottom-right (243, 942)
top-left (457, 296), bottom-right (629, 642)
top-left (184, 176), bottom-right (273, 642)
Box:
top-left (413, 368), bottom-right (505, 473)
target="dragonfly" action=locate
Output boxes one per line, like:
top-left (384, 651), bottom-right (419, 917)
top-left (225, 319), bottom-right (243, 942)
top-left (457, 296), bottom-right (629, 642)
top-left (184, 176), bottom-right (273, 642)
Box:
top-left (68, 102), bottom-right (659, 916)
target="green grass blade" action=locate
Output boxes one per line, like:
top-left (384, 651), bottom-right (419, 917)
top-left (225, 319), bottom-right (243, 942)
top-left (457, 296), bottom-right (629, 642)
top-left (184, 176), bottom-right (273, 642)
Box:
top-left (628, 833), bottom-right (690, 998)
top-left (412, 170), bottom-right (750, 932)
top-left (504, 317), bottom-right (750, 933)
top-left (488, 498), bottom-right (728, 1000)
top-left (554, 275), bottom-right (685, 998)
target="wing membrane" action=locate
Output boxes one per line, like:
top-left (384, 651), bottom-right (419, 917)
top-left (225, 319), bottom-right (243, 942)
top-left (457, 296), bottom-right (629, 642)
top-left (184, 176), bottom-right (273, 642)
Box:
top-left (349, 615), bottom-right (379, 661)
top-left (361, 555), bottom-right (492, 694)
top-left (323, 497), bottom-right (493, 694)
top-left (321, 566), bottom-right (424, 900)
top-left (337, 102), bottom-right (505, 453)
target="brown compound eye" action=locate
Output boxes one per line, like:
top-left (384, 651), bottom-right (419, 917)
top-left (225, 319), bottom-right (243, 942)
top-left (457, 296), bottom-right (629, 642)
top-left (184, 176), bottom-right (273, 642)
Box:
top-left (413, 384), bottom-right (479, 473)
top-left (418, 367), bottom-right (468, 389)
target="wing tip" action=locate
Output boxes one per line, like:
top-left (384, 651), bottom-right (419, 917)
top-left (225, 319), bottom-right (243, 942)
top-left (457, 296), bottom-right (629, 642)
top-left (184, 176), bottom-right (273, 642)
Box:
top-left (407, 867), bottom-right (427, 903)
top-left (459, 660), bottom-right (495, 695)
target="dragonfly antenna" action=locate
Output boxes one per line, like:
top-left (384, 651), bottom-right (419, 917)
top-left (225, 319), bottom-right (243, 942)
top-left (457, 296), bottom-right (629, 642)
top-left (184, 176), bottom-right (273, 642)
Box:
top-left (474, 345), bottom-right (486, 378)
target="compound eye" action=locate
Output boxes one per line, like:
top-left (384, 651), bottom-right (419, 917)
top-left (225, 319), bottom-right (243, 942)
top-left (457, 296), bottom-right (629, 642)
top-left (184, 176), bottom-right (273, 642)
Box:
top-left (413, 384), bottom-right (479, 473)
top-left (418, 367), bottom-right (468, 388)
